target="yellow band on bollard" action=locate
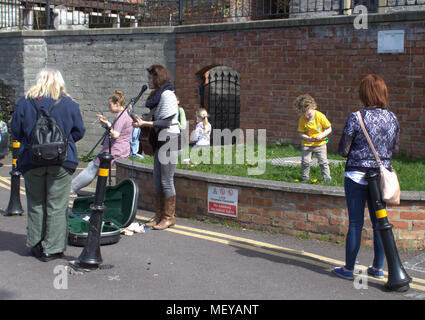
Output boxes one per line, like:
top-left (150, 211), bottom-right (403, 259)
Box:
top-left (12, 159), bottom-right (17, 165)
top-left (13, 141), bottom-right (20, 148)
top-left (98, 168), bottom-right (109, 177)
top-left (376, 209), bottom-right (387, 219)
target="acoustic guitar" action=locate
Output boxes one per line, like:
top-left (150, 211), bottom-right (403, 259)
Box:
top-left (129, 113), bottom-right (155, 156)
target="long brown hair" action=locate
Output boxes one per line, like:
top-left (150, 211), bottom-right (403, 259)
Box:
top-left (359, 74), bottom-right (388, 109)
top-left (147, 64), bottom-right (171, 100)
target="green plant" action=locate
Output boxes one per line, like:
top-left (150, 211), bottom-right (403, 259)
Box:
top-left (297, 232), bottom-right (311, 240)
top-left (79, 153), bottom-right (95, 162)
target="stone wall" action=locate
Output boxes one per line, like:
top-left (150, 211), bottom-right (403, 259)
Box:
top-left (0, 28), bottom-right (175, 154)
top-left (174, 12), bottom-right (425, 159)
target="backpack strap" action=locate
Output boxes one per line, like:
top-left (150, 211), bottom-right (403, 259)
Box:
top-left (28, 98), bottom-right (41, 117)
top-left (48, 96), bottom-right (64, 113)
top-left (29, 96), bottom-right (64, 115)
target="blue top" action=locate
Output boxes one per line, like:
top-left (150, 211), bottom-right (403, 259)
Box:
top-left (10, 95), bottom-right (86, 174)
top-left (338, 107), bottom-right (400, 172)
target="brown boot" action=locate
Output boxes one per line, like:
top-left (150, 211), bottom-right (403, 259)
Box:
top-left (153, 195), bottom-right (176, 230)
top-left (145, 193), bottom-right (164, 227)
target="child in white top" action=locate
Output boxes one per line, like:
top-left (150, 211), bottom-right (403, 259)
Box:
top-left (190, 108), bottom-right (211, 147)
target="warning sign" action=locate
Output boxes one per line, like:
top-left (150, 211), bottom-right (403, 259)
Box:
top-left (208, 186), bottom-right (238, 217)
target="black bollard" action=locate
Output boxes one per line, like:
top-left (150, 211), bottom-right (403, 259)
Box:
top-left (365, 171), bottom-right (411, 292)
top-left (70, 152), bottom-right (113, 270)
top-left (4, 141), bottom-right (24, 216)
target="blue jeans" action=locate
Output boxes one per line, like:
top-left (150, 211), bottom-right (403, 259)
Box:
top-left (131, 128), bottom-right (141, 155)
top-left (344, 177), bottom-right (385, 271)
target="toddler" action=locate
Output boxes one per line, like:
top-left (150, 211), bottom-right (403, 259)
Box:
top-left (294, 94), bottom-right (332, 182)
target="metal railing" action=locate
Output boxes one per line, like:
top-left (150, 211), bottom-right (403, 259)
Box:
top-left (1, 0), bottom-right (424, 30)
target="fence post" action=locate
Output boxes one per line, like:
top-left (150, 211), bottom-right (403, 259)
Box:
top-left (46, 0), bottom-right (51, 28)
top-left (179, 0), bottom-right (183, 25)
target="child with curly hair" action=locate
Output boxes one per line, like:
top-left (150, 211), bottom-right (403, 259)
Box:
top-left (294, 94), bottom-right (332, 182)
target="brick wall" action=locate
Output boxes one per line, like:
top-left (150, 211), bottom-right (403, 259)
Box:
top-left (174, 12), bottom-right (425, 158)
top-left (117, 160), bottom-right (425, 249)
top-left (1, 12), bottom-right (424, 158)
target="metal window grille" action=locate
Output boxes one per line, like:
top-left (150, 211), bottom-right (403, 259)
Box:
top-left (199, 67), bottom-right (240, 144)
top-left (1, 0), bottom-right (424, 30)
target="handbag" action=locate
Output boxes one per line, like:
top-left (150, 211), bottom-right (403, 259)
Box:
top-left (356, 111), bottom-right (400, 205)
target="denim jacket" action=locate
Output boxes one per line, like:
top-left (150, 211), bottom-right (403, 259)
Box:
top-left (338, 107), bottom-right (400, 172)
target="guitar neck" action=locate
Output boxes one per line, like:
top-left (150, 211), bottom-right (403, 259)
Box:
top-left (129, 113), bottom-right (139, 122)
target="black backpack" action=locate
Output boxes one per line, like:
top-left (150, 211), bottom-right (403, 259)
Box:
top-left (28, 97), bottom-right (68, 166)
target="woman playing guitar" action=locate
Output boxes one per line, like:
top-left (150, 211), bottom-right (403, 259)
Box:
top-left (132, 65), bottom-right (181, 230)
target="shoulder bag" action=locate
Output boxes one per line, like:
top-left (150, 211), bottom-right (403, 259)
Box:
top-left (356, 111), bottom-right (400, 205)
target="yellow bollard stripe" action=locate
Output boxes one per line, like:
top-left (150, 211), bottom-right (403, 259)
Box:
top-left (13, 141), bottom-right (20, 148)
top-left (12, 159), bottom-right (17, 165)
top-left (376, 209), bottom-right (387, 219)
top-left (98, 168), bottom-right (109, 177)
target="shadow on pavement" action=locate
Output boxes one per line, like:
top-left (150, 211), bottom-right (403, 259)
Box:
top-left (230, 243), bottom-right (388, 292)
top-left (0, 289), bottom-right (16, 299)
top-left (0, 229), bottom-right (28, 257)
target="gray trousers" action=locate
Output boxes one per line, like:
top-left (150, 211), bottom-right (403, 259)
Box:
top-left (154, 148), bottom-right (179, 199)
top-left (23, 166), bottom-right (73, 254)
top-left (301, 144), bottom-right (331, 181)
top-left (71, 160), bottom-right (98, 193)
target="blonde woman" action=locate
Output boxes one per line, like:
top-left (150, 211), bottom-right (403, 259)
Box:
top-left (10, 68), bottom-right (85, 262)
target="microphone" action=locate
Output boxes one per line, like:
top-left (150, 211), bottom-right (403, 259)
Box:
top-left (130, 84), bottom-right (148, 107)
top-left (128, 84), bottom-right (148, 122)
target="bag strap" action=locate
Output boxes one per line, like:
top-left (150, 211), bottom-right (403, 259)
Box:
top-left (29, 96), bottom-right (63, 115)
top-left (48, 96), bottom-right (64, 113)
top-left (356, 111), bottom-right (382, 166)
top-left (29, 98), bottom-right (41, 117)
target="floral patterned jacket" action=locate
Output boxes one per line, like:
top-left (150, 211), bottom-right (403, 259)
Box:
top-left (338, 107), bottom-right (400, 172)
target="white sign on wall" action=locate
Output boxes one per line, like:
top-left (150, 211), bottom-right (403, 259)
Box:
top-left (208, 186), bottom-right (238, 217)
top-left (378, 30), bottom-right (405, 54)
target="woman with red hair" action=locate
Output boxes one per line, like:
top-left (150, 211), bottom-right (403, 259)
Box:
top-left (333, 74), bottom-right (400, 280)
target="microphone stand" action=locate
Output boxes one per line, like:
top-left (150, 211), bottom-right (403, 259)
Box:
top-left (84, 86), bottom-right (148, 185)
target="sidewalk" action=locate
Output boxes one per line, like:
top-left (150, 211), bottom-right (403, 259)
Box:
top-left (268, 156), bottom-right (344, 167)
top-left (1, 154), bottom-right (425, 300)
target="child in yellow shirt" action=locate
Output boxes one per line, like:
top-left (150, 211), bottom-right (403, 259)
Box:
top-left (294, 94), bottom-right (332, 182)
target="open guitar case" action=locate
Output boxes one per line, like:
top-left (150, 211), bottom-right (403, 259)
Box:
top-left (68, 178), bottom-right (139, 246)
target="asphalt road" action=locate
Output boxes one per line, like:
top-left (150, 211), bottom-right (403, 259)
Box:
top-left (1, 155), bottom-right (425, 307)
